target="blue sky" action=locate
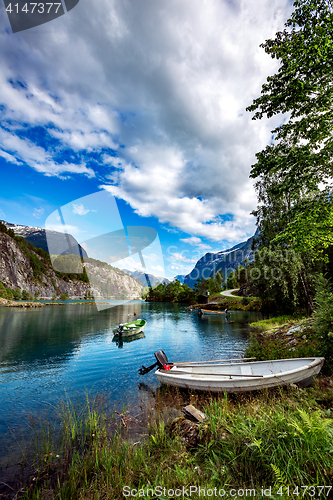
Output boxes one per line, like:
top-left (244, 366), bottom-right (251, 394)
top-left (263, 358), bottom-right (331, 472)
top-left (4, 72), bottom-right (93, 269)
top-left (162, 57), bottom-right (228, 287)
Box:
top-left (0, 0), bottom-right (291, 278)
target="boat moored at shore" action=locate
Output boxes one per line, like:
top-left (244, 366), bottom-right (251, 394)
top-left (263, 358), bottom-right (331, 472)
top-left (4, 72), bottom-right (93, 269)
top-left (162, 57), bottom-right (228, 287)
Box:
top-left (140, 351), bottom-right (324, 392)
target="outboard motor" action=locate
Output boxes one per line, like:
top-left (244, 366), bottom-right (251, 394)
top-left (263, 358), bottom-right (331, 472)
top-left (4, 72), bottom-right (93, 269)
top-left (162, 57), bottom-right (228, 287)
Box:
top-left (139, 350), bottom-right (170, 375)
top-left (117, 324), bottom-right (124, 337)
top-left (155, 350), bottom-right (168, 367)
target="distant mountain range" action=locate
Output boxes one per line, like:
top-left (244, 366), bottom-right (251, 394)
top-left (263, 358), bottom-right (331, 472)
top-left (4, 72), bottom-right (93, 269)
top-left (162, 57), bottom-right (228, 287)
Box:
top-left (122, 269), bottom-right (171, 288)
top-left (2, 219), bottom-right (258, 293)
top-left (122, 230), bottom-right (258, 290)
top-left (1, 220), bottom-right (88, 258)
top-left (184, 230), bottom-right (258, 289)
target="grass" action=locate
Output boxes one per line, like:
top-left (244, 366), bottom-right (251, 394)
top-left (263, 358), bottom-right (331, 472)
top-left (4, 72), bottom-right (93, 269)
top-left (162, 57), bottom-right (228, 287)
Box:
top-left (195, 295), bottom-right (262, 311)
top-left (245, 315), bottom-right (322, 367)
top-left (4, 379), bottom-right (333, 499)
top-left (249, 314), bottom-right (308, 332)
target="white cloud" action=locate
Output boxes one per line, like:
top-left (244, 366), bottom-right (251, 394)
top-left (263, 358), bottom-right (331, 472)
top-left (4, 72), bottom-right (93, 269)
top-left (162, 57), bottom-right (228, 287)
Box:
top-left (33, 207), bottom-right (45, 218)
top-left (0, 127), bottom-right (95, 178)
top-left (151, 265), bottom-right (164, 273)
top-left (170, 252), bottom-right (197, 263)
top-left (180, 236), bottom-right (212, 250)
top-left (0, 149), bottom-right (23, 165)
top-left (72, 203), bottom-right (90, 216)
top-left (0, 0), bottom-right (293, 239)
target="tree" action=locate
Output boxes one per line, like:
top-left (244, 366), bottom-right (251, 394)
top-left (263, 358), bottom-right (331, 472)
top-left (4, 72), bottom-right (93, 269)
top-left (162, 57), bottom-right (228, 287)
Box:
top-left (247, 0), bottom-right (333, 256)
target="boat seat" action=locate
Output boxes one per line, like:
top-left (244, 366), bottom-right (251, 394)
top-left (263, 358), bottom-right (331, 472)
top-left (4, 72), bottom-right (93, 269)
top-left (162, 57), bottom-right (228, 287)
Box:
top-left (241, 365), bottom-right (253, 376)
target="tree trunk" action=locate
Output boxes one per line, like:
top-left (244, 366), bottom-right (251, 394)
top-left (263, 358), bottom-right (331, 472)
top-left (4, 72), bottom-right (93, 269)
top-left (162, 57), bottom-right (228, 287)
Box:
top-left (299, 269), bottom-right (314, 315)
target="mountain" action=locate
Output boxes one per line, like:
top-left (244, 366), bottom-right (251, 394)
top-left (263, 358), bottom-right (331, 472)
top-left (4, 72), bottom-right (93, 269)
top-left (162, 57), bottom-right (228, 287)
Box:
top-left (1, 220), bottom-right (88, 258)
top-left (122, 269), bottom-right (170, 288)
top-left (0, 228), bottom-right (143, 300)
top-left (184, 230), bottom-right (258, 289)
top-left (173, 275), bottom-right (185, 284)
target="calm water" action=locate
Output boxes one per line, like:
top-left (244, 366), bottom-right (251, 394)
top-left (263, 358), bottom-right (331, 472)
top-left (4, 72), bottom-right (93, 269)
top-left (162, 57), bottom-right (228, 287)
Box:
top-left (0, 301), bottom-right (262, 459)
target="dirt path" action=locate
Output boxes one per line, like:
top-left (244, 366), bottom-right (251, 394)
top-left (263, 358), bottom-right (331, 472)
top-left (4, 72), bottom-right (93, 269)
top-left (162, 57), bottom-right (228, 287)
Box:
top-left (220, 288), bottom-right (239, 297)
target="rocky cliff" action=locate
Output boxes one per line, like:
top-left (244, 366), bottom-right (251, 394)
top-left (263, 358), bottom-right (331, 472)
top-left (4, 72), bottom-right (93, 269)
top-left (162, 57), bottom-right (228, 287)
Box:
top-left (0, 232), bottom-right (143, 299)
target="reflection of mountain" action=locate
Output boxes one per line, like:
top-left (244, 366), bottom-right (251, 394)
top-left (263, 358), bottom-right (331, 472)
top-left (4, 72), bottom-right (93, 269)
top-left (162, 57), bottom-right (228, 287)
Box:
top-left (184, 230), bottom-right (258, 288)
top-left (0, 303), bottom-right (141, 366)
top-left (1, 220), bottom-right (88, 258)
top-left (122, 269), bottom-right (170, 287)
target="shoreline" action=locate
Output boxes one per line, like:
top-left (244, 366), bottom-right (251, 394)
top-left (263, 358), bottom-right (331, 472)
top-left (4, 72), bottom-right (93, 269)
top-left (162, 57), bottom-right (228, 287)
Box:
top-left (0, 298), bottom-right (142, 307)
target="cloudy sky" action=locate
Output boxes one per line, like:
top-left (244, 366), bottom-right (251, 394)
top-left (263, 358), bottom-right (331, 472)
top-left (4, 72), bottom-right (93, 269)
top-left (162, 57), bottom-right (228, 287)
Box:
top-left (0, 0), bottom-right (292, 278)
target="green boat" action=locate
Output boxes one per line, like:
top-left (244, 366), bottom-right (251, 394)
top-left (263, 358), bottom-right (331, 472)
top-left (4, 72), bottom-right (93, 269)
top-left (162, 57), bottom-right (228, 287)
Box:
top-left (113, 319), bottom-right (146, 337)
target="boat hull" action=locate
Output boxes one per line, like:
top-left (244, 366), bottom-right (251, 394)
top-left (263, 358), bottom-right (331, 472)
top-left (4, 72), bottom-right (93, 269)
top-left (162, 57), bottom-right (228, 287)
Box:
top-left (113, 319), bottom-right (146, 338)
top-left (201, 309), bottom-right (226, 315)
top-left (113, 332), bottom-right (145, 343)
top-left (155, 357), bottom-right (324, 392)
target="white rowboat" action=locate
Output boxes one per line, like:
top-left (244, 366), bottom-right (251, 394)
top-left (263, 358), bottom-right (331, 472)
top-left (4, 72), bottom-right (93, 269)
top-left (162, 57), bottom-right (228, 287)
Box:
top-left (155, 357), bottom-right (324, 392)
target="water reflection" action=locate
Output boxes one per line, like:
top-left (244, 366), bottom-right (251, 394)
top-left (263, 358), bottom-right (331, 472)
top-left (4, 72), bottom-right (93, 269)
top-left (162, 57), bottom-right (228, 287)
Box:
top-left (0, 302), bottom-right (262, 464)
top-left (0, 302), bottom-right (142, 367)
top-left (113, 332), bottom-right (146, 348)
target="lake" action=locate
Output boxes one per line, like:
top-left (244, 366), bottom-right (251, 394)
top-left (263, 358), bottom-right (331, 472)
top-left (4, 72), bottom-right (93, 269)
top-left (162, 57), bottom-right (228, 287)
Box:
top-left (0, 301), bottom-right (262, 462)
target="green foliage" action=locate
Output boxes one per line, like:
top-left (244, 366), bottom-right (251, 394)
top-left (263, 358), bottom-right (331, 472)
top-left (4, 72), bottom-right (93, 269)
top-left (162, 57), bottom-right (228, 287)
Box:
top-left (226, 270), bottom-right (238, 290)
top-left (0, 281), bottom-right (24, 300)
top-left (194, 271), bottom-right (224, 295)
top-left (0, 281), bottom-right (6, 298)
top-left (249, 314), bottom-right (306, 332)
top-left (247, 0), bottom-right (333, 258)
top-left (60, 292), bottom-right (69, 300)
top-left (247, 0), bottom-right (333, 190)
top-left (146, 279), bottom-right (196, 303)
top-left (246, 246), bottom-right (317, 313)
top-left (313, 274), bottom-right (333, 369)
top-left (12, 288), bottom-right (22, 300)
top-left (22, 289), bottom-right (32, 300)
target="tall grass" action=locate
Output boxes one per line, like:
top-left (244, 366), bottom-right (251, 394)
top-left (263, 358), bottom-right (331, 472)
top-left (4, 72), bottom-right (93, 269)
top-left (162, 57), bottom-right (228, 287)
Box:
top-left (19, 382), bottom-right (333, 499)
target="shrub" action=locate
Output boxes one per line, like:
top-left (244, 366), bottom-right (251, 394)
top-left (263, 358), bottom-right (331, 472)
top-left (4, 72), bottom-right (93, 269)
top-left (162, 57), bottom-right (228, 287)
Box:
top-left (22, 290), bottom-right (32, 300)
top-left (12, 288), bottom-right (22, 300)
